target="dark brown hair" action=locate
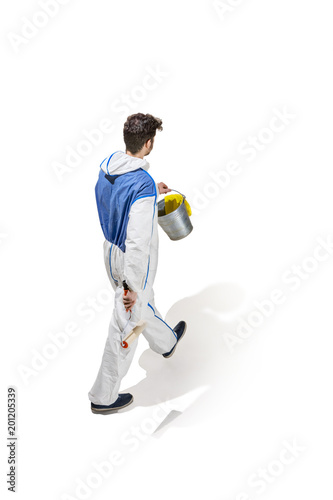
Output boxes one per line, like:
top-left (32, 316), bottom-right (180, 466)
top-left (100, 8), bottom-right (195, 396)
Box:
top-left (123, 113), bottom-right (163, 154)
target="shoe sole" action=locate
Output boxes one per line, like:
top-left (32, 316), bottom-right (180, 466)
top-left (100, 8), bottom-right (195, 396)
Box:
top-left (91, 396), bottom-right (134, 415)
top-left (163, 323), bottom-right (187, 358)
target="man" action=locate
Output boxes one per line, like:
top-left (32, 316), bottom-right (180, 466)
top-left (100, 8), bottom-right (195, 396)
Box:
top-left (88, 113), bottom-right (187, 414)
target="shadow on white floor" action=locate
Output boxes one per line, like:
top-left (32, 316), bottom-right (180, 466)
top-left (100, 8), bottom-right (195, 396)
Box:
top-left (123, 282), bottom-right (245, 427)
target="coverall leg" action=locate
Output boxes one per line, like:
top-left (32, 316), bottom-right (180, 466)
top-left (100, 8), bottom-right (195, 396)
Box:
top-left (88, 240), bottom-right (177, 406)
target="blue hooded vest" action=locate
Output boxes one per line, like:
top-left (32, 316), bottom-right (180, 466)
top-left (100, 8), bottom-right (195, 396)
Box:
top-left (95, 166), bottom-right (156, 252)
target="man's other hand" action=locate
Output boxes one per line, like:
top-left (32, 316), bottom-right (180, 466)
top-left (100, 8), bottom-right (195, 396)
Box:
top-left (123, 290), bottom-right (137, 311)
top-left (158, 182), bottom-right (171, 194)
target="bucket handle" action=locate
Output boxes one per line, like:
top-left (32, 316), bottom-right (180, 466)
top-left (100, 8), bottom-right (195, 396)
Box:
top-left (163, 188), bottom-right (186, 200)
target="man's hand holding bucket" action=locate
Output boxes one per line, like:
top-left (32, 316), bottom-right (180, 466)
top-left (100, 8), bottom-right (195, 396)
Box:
top-left (158, 182), bottom-right (171, 194)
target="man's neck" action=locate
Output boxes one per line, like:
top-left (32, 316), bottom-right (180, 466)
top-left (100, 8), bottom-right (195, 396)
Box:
top-left (126, 150), bottom-right (145, 160)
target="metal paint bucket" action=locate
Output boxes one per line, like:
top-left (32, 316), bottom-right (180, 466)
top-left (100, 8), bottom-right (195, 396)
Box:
top-left (157, 189), bottom-right (193, 241)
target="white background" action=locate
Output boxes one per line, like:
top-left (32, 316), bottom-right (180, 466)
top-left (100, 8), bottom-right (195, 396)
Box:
top-left (1, 0), bottom-right (333, 499)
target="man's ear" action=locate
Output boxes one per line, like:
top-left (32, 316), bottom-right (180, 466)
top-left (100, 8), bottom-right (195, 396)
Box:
top-left (146, 138), bottom-right (152, 149)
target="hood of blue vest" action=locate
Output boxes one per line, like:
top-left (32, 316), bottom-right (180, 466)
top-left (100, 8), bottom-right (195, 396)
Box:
top-left (100, 151), bottom-right (150, 175)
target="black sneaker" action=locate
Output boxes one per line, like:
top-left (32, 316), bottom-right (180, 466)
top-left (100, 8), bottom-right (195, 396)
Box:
top-left (91, 393), bottom-right (133, 414)
top-left (163, 321), bottom-right (187, 358)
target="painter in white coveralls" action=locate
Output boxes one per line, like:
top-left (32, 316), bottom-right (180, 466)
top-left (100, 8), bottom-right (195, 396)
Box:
top-left (88, 113), bottom-right (187, 414)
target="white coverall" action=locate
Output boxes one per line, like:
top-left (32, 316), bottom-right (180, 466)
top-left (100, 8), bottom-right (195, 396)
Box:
top-left (88, 152), bottom-right (177, 406)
